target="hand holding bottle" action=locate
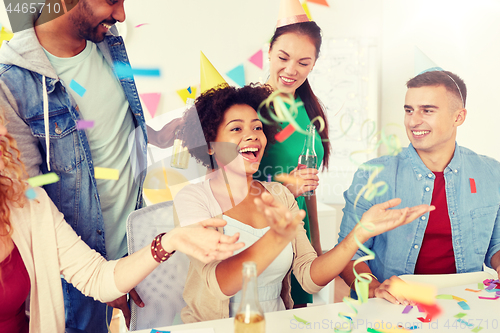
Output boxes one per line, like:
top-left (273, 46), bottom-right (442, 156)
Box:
top-left (297, 124), bottom-right (318, 197)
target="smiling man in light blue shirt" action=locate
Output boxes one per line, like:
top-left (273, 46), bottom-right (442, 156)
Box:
top-left (338, 70), bottom-right (500, 304)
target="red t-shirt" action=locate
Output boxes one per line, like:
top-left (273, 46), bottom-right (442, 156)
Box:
top-left (0, 244), bottom-right (30, 333)
top-left (414, 172), bottom-right (456, 274)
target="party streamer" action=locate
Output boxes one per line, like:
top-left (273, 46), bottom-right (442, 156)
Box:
top-left (257, 91), bottom-right (325, 138)
top-left (259, 91), bottom-right (403, 333)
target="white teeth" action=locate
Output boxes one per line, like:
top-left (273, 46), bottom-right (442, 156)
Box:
top-left (239, 147), bottom-right (259, 153)
top-left (281, 77), bottom-right (295, 83)
top-left (102, 23), bottom-right (111, 29)
top-left (413, 130), bottom-right (429, 136)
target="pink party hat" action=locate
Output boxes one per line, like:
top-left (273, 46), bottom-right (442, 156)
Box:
top-left (277, 0), bottom-right (310, 28)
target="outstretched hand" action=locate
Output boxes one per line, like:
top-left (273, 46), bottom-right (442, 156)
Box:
top-left (356, 198), bottom-right (435, 242)
top-left (254, 191), bottom-right (306, 242)
top-left (164, 218), bottom-right (245, 263)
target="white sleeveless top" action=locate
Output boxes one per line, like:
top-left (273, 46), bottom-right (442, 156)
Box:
top-left (223, 215), bottom-right (293, 316)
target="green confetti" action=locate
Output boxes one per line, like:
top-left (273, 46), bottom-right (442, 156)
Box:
top-left (367, 328), bottom-right (383, 333)
top-left (27, 172), bottom-right (60, 188)
top-left (436, 294), bottom-right (454, 299)
top-left (293, 315), bottom-right (310, 325)
top-left (454, 313), bottom-right (467, 318)
top-left (472, 326), bottom-right (483, 332)
top-left (478, 283), bottom-right (484, 290)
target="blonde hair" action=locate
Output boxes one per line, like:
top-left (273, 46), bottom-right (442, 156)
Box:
top-left (0, 113), bottom-right (28, 278)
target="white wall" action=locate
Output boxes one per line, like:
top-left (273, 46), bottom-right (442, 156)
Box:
top-left (380, 0), bottom-right (500, 161)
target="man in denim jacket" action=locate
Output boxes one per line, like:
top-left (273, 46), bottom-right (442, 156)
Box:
top-left (0, 2), bottom-right (174, 332)
top-left (338, 70), bottom-right (500, 304)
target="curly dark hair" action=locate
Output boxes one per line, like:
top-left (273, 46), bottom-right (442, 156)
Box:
top-left (179, 83), bottom-right (278, 169)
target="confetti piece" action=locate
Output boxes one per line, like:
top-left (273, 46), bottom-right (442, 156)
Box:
top-left (478, 283), bottom-right (484, 290)
top-left (389, 280), bottom-right (437, 305)
top-left (465, 288), bottom-right (481, 292)
top-left (69, 79), bottom-right (86, 97)
top-left (454, 313), bottom-right (467, 318)
top-left (275, 173), bottom-right (305, 187)
top-left (457, 319), bottom-right (474, 327)
top-left (416, 304), bottom-right (425, 312)
top-left (402, 305), bottom-right (413, 314)
top-left (27, 173), bottom-right (60, 187)
top-left (293, 315), bottom-right (310, 325)
top-left (275, 124), bottom-right (295, 142)
top-left (94, 167), bottom-right (119, 180)
top-left (76, 120), bottom-right (95, 130)
top-left (436, 294), bottom-right (453, 299)
top-left (149, 330), bottom-right (170, 333)
top-left (25, 188), bottom-right (36, 199)
top-left (417, 316), bottom-right (431, 323)
top-left (114, 63), bottom-right (161, 79)
top-left (416, 302), bottom-right (442, 319)
top-left (469, 178), bottom-right (476, 193)
top-left (308, 0), bottom-right (330, 6)
top-left (367, 328), bottom-right (383, 333)
top-left (135, 23), bottom-right (149, 28)
top-left (452, 296), bottom-right (467, 302)
top-left (267, 174), bottom-right (272, 183)
top-left (471, 326), bottom-right (483, 332)
top-left (226, 64), bottom-right (245, 87)
top-left (249, 49), bottom-right (263, 69)
top-left (187, 86), bottom-right (192, 94)
top-left (140, 92), bottom-right (161, 118)
top-left (457, 301), bottom-right (470, 310)
top-left (366, 327), bottom-right (384, 333)
top-left (478, 296), bottom-right (499, 300)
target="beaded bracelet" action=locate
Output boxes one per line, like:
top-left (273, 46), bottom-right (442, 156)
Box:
top-left (151, 232), bottom-right (176, 263)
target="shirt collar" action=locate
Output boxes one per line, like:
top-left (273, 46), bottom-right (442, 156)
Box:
top-left (407, 142), bottom-right (460, 180)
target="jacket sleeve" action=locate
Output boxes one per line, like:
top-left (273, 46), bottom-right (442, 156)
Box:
top-left (338, 166), bottom-right (375, 260)
top-left (35, 188), bottom-right (124, 302)
top-left (0, 79), bottom-right (43, 177)
top-left (486, 162), bottom-right (500, 268)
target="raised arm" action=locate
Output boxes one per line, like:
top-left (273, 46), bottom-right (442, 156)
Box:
top-left (256, 192), bottom-right (434, 291)
top-left (215, 198), bottom-right (305, 296)
top-left (113, 218), bottom-right (244, 294)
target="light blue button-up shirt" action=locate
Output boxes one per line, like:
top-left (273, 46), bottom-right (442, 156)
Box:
top-left (338, 143), bottom-right (500, 282)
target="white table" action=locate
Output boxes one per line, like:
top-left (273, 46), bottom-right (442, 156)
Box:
top-left (135, 282), bottom-right (499, 333)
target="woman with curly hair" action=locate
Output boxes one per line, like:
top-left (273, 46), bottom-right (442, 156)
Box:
top-left (0, 116), bottom-right (243, 333)
top-left (173, 84), bottom-right (434, 323)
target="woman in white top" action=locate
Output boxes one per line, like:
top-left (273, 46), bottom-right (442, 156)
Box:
top-left (0, 116), bottom-right (244, 333)
top-left (174, 84), bottom-right (435, 322)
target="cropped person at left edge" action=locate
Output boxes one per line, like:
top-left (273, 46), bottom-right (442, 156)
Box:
top-left (0, 1), bottom-right (176, 331)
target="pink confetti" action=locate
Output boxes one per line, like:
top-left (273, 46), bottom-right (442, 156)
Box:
top-left (402, 305), bottom-right (413, 314)
top-left (478, 296), bottom-right (499, 300)
top-left (76, 120), bottom-right (95, 130)
top-left (135, 23), bottom-right (149, 28)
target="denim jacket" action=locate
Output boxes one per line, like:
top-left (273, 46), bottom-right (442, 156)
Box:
top-left (0, 28), bottom-right (148, 258)
top-left (338, 143), bottom-right (500, 282)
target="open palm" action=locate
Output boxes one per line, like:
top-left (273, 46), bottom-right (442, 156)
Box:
top-left (167, 219), bottom-right (245, 263)
top-left (356, 198), bottom-right (434, 241)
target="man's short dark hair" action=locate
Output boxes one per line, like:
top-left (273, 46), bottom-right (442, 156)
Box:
top-left (407, 70), bottom-right (467, 108)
